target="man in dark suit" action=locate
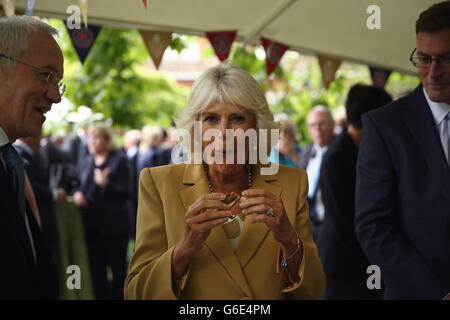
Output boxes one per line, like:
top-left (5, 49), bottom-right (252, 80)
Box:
top-left (355, 1), bottom-right (450, 300)
top-left (0, 16), bottom-right (64, 299)
top-left (319, 85), bottom-right (392, 299)
top-left (299, 106), bottom-right (335, 241)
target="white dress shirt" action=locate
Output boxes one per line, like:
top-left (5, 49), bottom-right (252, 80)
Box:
top-left (424, 88), bottom-right (450, 163)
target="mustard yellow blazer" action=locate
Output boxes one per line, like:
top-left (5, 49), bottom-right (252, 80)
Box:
top-left (124, 163), bottom-right (326, 300)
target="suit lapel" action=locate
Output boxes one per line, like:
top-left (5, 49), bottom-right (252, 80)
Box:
top-left (403, 86), bottom-right (450, 199)
top-left (178, 164), bottom-right (253, 298)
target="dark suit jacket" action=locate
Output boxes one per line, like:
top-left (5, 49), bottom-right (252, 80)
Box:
top-left (0, 159), bottom-right (58, 299)
top-left (77, 150), bottom-right (130, 237)
top-left (355, 85), bottom-right (450, 299)
top-left (319, 131), bottom-right (383, 299)
top-left (15, 145), bottom-right (58, 249)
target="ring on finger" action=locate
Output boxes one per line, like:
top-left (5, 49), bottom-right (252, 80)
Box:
top-left (266, 207), bottom-right (275, 217)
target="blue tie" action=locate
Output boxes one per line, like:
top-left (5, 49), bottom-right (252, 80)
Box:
top-left (0, 144), bottom-right (25, 214)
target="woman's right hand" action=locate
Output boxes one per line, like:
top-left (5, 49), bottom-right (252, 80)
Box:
top-left (172, 193), bottom-right (232, 279)
top-left (73, 191), bottom-right (88, 208)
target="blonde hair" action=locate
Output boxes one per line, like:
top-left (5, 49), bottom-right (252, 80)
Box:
top-left (174, 64), bottom-right (279, 161)
top-left (275, 113), bottom-right (301, 142)
top-left (139, 125), bottom-right (163, 153)
top-left (89, 123), bottom-right (119, 151)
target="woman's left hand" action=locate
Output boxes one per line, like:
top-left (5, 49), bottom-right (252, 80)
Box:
top-left (239, 189), bottom-right (297, 247)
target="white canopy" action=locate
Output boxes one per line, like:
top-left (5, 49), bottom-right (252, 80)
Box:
top-left (15, 0), bottom-right (437, 74)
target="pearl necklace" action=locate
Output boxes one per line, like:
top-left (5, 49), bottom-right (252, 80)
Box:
top-left (203, 163), bottom-right (253, 193)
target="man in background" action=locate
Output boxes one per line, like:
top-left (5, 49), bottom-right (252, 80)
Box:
top-left (299, 105), bottom-right (335, 241)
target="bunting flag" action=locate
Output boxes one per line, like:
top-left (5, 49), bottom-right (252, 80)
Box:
top-left (317, 55), bottom-right (342, 89)
top-left (261, 37), bottom-right (289, 76)
top-left (79, 0), bottom-right (88, 28)
top-left (142, 0), bottom-right (147, 9)
top-left (1, 0), bottom-right (15, 16)
top-left (369, 66), bottom-right (392, 88)
top-left (25, 0), bottom-right (37, 16)
top-left (66, 23), bottom-right (101, 64)
top-left (206, 31), bottom-right (237, 62)
top-left (140, 30), bottom-right (172, 69)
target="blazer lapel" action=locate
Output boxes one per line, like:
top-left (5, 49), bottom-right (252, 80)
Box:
top-left (403, 86), bottom-right (450, 199)
top-left (236, 166), bottom-right (283, 268)
top-left (178, 164), bottom-right (253, 298)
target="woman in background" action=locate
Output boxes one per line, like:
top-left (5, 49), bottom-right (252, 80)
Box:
top-left (73, 123), bottom-right (130, 300)
top-left (269, 113), bottom-right (302, 168)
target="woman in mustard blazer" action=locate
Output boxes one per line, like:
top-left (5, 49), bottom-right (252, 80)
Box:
top-left (124, 65), bottom-right (325, 300)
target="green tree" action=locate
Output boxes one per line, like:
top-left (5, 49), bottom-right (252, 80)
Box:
top-left (229, 44), bottom-right (419, 144)
top-left (50, 20), bottom-right (189, 130)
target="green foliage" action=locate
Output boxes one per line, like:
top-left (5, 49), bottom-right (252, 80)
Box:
top-left (229, 44), bottom-right (419, 145)
top-left (50, 20), bottom-right (188, 130)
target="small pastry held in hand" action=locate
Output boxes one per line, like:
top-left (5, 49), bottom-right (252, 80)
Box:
top-left (223, 192), bottom-right (242, 218)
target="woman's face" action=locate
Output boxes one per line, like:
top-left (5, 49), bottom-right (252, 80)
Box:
top-left (198, 102), bottom-right (256, 174)
top-left (278, 128), bottom-right (295, 153)
top-left (88, 130), bottom-right (108, 155)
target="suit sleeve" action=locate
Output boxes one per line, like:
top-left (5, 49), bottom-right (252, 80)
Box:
top-left (279, 169), bottom-right (326, 299)
top-left (124, 168), bottom-right (180, 299)
top-left (355, 114), bottom-right (447, 299)
top-left (321, 151), bottom-right (367, 262)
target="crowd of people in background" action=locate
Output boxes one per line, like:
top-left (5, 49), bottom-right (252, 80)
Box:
top-left (11, 123), bottom-right (180, 299)
top-left (1, 0), bottom-right (449, 301)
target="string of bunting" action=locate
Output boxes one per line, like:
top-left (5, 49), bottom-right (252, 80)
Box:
top-left (79, 0), bottom-right (88, 28)
top-left (4, 0), bottom-right (389, 89)
top-left (369, 66), bottom-right (392, 88)
top-left (140, 30), bottom-right (172, 69)
top-left (317, 55), bottom-right (342, 89)
top-left (25, 0), bottom-right (37, 16)
top-left (206, 31), bottom-right (237, 62)
top-left (66, 23), bottom-right (101, 64)
top-left (260, 37), bottom-right (289, 76)
top-left (1, 0), bottom-right (15, 16)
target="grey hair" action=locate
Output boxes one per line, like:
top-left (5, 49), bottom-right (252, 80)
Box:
top-left (0, 15), bottom-right (59, 68)
top-left (308, 105), bottom-right (334, 123)
top-left (174, 64), bottom-right (279, 160)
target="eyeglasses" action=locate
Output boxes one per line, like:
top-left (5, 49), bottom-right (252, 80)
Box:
top-left (307, 121), bottom-right (333, 129)
top-left (0, 53), bottom-right (66, 96)
top-left (409, 48), bottom-right (450, 68)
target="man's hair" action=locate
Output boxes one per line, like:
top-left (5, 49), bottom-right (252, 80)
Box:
top-left (0, 16), bottom-right (59, 68)
top-left (345, 84), bottom-right (392, 129)
top-left (307, 105), bottom-right (334, 124)
top-left (416, 1), bottom-right (450, 34)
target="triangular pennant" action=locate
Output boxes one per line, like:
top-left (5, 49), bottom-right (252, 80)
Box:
top-left (25, 0), bottom-right (37, 16)
top-left (261, 37), bottom-right (289, 76)
top-left (66, 23), bottom-right (101, 64)
top-left (369, 66), bottom-right (392, 88)
top-left (1, 0), bottom-right (15, 16)
top-left (79, 0), bottom-right (88, 29)
top-left (317, 55), bottom-right (342, 89)
top-left (140, 30), bottom-right (172, 69)
top-left (206, 31), bottom-right (237, 62)
top-left (142, 0), bottom-right (147, 9)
